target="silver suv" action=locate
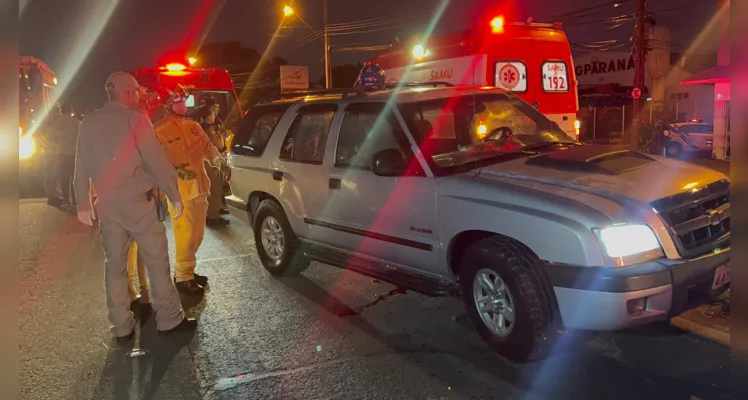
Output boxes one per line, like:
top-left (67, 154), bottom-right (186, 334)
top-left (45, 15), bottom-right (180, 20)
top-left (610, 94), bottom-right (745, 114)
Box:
top-left (226, 85), bottom-right (731, 362)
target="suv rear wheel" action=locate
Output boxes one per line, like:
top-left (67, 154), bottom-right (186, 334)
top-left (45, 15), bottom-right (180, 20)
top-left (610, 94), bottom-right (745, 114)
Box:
top-left (459, 236), bottom-right (557, 362)
top-left (253, 199), bottom-right (310, 276)
top-left (666, 142), bottom-right (683, 158)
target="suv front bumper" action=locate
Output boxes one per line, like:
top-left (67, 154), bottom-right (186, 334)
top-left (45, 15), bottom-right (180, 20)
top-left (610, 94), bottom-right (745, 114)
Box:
top-left (544, 248), bottom-right (730, 331)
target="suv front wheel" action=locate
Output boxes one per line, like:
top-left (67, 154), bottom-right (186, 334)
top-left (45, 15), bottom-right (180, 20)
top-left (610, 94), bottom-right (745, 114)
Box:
top-left (253, 199), bottom-right (310, 276)
top-left (459, 236), bottom-right (557, 362)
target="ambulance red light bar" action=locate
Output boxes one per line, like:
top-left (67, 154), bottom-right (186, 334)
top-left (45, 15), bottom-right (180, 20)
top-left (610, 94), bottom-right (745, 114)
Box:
top-left (165, 63), bottom-right (187, 71)
top-left (490, 16), bottom-right (505, 33)
top-left (492, 17), bottom-right (564, 31)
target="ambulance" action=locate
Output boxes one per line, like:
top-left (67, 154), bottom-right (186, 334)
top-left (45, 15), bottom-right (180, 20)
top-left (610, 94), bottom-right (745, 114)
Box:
top-left (19, 56), bottom-right (58, 191)
top-left (367, 16), bottom-right (580, 138)
top-left (131, 61), bottom-right (243, 147)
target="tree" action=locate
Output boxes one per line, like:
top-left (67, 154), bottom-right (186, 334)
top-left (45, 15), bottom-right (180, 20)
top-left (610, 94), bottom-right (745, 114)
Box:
top-left (190, 41), bottom-right (288, 108)
top-left (317, 63), bottom-right (364, 88)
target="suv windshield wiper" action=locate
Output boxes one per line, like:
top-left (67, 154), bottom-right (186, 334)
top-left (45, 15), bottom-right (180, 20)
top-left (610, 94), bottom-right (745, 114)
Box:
top-left (521, 141), bottom-right (578, 151)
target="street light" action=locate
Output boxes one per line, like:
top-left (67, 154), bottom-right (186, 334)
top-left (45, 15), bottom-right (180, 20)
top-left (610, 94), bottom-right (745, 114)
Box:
top-left (188, 57), bottom-right (197, 65)
top-left (281, 3), bottom-right (331, 88)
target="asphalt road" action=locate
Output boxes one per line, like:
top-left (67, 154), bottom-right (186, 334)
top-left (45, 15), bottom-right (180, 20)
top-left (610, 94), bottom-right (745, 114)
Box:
top-left (19, 199), bottom-right (731, 400)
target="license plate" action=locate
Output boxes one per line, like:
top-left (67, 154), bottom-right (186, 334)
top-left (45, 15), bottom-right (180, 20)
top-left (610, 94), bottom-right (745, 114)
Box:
top-left (712, 263), bottom-right (731, 290)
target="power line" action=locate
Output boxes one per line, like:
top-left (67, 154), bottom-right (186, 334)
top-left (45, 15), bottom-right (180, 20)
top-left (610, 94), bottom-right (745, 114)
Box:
top-left (605, 22), bottom-right (630, 30)
top-left (292, 21), bottom-right (406, 51)
top-left (550, 1), bottom-right (633, 21)
top-left (327, 24), bottom-right (408, 37)
top-left (332, 44), bottom-right (392, 52)
top-left (294, 17), bottom-right (401, 47)
top-left (572, 42), bottom-right (629, 52)
top-left (326, 18), bottom-right (401, 31)
top-left (572, 39), bottom-right (627, 50)
top-left (649, 1), bottom-right (709, 15)
top-left (564, 13), bottom-right (634, 27)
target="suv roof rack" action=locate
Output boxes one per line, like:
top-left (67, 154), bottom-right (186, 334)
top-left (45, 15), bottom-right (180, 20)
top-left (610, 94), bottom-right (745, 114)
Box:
top-left (257, 88), bottom-right (364, 105)
top-left (257, 81), bottom-right (455, 105)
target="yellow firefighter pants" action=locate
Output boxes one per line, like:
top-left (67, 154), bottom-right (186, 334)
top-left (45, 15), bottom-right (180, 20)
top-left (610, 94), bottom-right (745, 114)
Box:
top-left (170, 196), bottom-right (209, 282)
top-left (127, 241), bottom-right (150, 303)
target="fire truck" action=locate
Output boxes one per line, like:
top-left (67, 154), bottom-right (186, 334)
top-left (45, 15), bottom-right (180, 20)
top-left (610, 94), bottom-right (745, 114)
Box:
top-left (131, 61), bottom-right (243, 144)
top-left (19, 56), bottom-right (58, 189)
top-left (367, 16), bottom-right (580, 138)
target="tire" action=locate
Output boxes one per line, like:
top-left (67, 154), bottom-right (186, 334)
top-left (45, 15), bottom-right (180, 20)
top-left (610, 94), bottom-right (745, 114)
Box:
top-left (253, 198), bottom-right (310, 276)
top-left (459, 236), bottom-right (558, 362)
top-left (666, 142), bottom-right (682, 158)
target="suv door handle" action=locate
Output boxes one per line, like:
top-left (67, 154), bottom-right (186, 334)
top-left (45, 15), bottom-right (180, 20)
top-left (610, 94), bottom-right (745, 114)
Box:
top-left (329, 177), bottom-right (341, 190)
top-left (272, 171), bottom-right (283, 181)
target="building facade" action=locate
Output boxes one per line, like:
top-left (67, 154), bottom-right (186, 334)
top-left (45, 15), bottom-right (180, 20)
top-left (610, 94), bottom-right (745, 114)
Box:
top-left (680, 0), bottom-right (730, 160)
top-left (573, 25), bottom-right (716, 124)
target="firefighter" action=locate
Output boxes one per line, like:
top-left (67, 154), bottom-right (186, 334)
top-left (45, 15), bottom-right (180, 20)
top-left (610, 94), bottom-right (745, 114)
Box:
top-left (153, 87), bottom-right (225, 295)
top-left (54, 102), bottom-right (81, 208)
top-left (194, 101), bottom-right (230, 226)
top-left (192, 94), bottom-right (232, 215)
top-left (39, 108), bottom-right (62, 206)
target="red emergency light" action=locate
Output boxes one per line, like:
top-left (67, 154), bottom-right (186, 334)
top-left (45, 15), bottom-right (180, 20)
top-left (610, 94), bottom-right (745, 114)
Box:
top-left (159, 63), bottom-right (191, 77)
top-left (490, 16), bottom-right (505, 33)
top-left (165, 63), bottom-right (187, 71)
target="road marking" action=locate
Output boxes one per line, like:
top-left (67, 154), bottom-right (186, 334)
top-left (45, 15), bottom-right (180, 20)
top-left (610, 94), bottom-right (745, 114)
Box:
top-left (213, 357), bottom-right (356, 391)
top-left (197, 254), bottom-right (252, 263)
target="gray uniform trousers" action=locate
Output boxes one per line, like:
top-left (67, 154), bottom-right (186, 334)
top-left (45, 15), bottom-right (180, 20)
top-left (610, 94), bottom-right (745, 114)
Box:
top-left (98, 195), bottom-right (185, 336)
top-left (205, 161), bottom-right (223, 219)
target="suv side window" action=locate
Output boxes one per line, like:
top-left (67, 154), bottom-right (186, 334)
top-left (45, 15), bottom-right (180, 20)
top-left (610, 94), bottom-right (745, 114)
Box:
top-left (336, 103), bottom-right (425, 176)
top-left (336, 109), bottom-right (404, 169)
top-left (279, 105), bottom-right (336, 164)
top-left (230, 104), bottom-right (289, 157)
top-left (678, 125), bottom-right (698, 134)
top-left (698, 125), bottom-right (714, 134)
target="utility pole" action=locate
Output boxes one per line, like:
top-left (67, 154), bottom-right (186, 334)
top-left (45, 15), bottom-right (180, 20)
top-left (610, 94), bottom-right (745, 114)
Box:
top-left (630, 0), bottom-right (647, 150)
top-left (324, 0), bottom-right (332, 89)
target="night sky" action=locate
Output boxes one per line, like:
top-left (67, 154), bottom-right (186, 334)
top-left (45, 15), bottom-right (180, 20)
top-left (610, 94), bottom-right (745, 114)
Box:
top-left (20, 0), bottom-right (720, 110)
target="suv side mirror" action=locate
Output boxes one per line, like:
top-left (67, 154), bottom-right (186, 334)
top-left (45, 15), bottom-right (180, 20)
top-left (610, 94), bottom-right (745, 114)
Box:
top-left (372, 149), bottom-right (407, 176)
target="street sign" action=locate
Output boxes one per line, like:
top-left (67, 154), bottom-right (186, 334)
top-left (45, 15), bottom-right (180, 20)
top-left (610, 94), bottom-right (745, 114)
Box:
top-left (631, 87), bottom-right (642, 99)
top-left (280, 66), bottom-right (309, 93)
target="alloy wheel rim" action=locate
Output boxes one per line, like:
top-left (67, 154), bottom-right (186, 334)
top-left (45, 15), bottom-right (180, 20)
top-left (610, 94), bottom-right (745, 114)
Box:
top-left (473, 268), bottom-right (516, 337)
top-left (260, 216), bottom-right (284, 261)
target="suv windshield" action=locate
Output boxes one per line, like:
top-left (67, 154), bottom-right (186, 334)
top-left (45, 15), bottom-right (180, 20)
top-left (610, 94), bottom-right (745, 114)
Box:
top-left (398, 93), bottom-right (574, 170)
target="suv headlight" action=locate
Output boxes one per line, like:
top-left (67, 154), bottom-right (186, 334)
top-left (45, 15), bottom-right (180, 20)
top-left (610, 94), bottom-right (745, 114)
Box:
top-left (595, 224), bottom-right (663, 266)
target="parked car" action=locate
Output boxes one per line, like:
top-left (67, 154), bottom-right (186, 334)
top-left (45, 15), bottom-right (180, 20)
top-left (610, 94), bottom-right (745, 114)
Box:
top-left (225, 85), bottom-right (731, 362)
top-left (664, 121), bottom-right (714, 157)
